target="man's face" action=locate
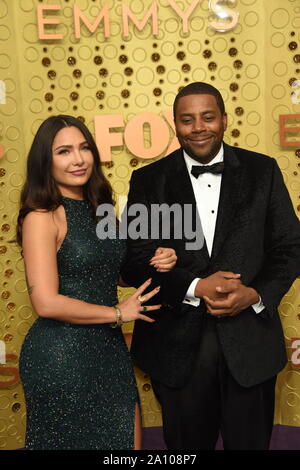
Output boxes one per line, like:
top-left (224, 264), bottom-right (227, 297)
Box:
top-left (174, 93), bottom-right (227, 164)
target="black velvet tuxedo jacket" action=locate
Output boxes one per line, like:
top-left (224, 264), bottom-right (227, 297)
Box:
top-left (121, 143), bottom-right (300, 388)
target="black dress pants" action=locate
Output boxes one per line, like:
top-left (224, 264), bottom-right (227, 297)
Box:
top-left (152, 316), bottom-right (276, 450)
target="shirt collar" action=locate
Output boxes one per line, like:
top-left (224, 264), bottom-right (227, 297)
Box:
top-left (183, 144), bottom-right (224, 173)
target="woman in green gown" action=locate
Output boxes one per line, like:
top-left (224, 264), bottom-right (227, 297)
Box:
top-left (17, 115), bottom-right (176, 450)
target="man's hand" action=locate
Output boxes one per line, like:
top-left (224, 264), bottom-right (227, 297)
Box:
top-left (195, 271), bottom-right (241, 300)
top-left (204, 284), bottom-right (260, 317)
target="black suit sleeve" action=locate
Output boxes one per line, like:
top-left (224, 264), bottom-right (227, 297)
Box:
top-left (121, 170), bottom-right (197, 307)
top-left (251, 159), bottom-right (300, 317)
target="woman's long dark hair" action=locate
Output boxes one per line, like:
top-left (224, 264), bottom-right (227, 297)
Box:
top-left (16, 115), bottom-right (114, 246)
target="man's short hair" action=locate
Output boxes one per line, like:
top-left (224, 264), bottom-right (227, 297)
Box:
top-left (173, 82), bottom-right (226, 118)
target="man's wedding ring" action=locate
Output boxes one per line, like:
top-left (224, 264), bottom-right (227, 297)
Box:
top-left (138, 295), bottom-right (146, 304)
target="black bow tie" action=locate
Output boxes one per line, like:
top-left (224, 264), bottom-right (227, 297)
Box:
top-left (191, 162), bottom-right (224, 178)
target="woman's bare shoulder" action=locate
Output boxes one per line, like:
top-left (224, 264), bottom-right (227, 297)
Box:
top-left (22, 209), bottom-right (58, 233)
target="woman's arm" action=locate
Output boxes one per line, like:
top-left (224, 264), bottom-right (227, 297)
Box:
top-left (118, 247), bottom-right (177, 286)
top-left (22, 211), bottom-right (160, 324)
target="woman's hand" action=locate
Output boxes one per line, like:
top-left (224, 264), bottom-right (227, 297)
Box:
top-left (149, 247), bottom-right (177, 272)
top-left (117, 278), bottom-right (161, 323)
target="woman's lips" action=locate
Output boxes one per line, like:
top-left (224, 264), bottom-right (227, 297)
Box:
top-left (70, 169), bottom-right (87, 176)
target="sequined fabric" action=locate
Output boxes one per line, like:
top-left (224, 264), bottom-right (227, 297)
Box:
top-left (20, 197), bottom-right (137, 450)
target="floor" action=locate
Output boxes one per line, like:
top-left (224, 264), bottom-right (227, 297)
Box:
top-left (142, 424), bottom-right (300, 450)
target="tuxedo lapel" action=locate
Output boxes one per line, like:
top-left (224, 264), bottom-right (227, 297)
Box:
top-left (166, 149), bottom-right (196, 206)
top-left (210, 144), bottom-right (243, 262)
top-left (166, 150), bottom-right (210, 266)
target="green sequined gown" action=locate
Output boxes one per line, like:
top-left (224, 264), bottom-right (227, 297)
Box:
top-left (20, 197), bottom-right (137, 450)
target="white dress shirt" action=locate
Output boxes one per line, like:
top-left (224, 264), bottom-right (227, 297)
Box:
top-left (182, 145), bottom-right (264, 313)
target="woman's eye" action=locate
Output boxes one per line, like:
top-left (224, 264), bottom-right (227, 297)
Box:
top-left (58, 149), bottom-right (69, 155)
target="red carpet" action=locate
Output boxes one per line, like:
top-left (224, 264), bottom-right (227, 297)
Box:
top-left (142, 424), bottom-right (300, 450)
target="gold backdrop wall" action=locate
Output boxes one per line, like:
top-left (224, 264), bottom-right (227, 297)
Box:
top-left (0, 0), bottom-right (299, 450)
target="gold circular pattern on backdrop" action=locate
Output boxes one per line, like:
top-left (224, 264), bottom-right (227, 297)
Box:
top-left (271, 9), bottom-right (290, 29)
top-left (0, 53), bottom-right (11, 69)
top-left (136, 67), bottom-right (155, 86)
top-left (56, 98), bottom-right (70, 113)
top-left (245, 64), bottom-right (260, 79)
top-left (271, 84), bottom-right (287, 100)
top-left (244, 11), bottom-right (259, 27)
top-left (271, 32), bottom-right (286, 48)
top-left (135, 94), bottom-right (150, 108)
top-left (6, 127), bottom-right (20, 142)
top-left (0, 0), bottom-right (8, 18)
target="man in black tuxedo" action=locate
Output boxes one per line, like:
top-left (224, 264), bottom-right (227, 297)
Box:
top-left (121, 82), bottom-right (300, 449)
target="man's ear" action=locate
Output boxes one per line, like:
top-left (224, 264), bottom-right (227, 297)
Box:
top-left (223, 113), bottom-right (228, 131)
